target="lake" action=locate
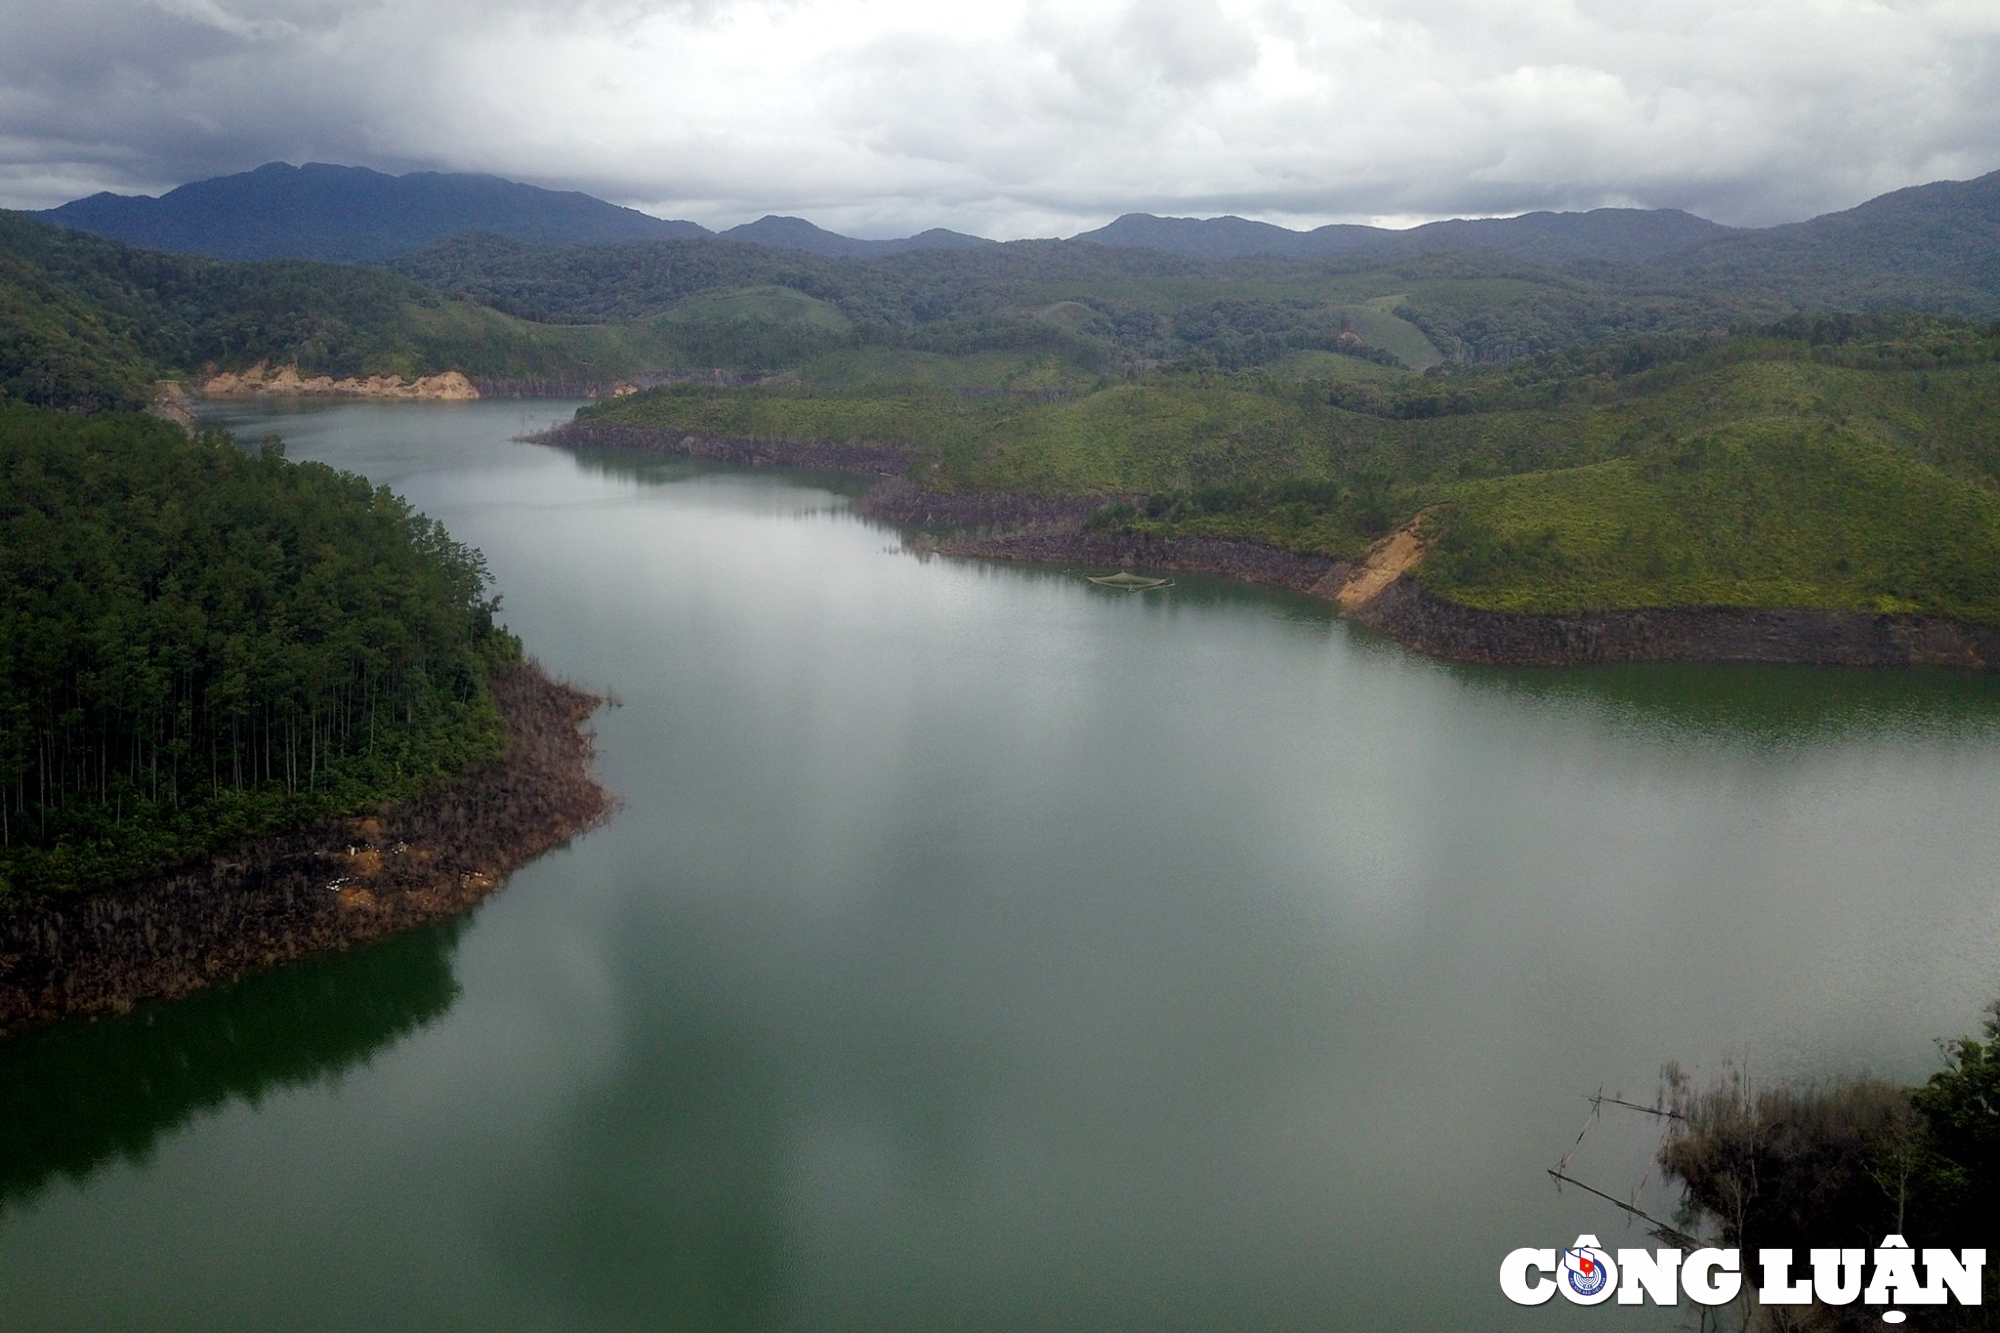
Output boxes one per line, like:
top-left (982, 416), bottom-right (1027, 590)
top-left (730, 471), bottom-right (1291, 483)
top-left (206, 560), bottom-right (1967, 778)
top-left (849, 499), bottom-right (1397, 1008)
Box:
top-left (4, 398), bottom-right (1999, 1330)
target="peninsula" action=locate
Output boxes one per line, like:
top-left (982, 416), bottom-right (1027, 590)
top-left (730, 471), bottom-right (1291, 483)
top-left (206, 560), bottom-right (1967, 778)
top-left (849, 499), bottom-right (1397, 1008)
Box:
top-left (533, 313), bottom-right (2000, 671)
top-left (0, 403), bottom-right (611, 1031)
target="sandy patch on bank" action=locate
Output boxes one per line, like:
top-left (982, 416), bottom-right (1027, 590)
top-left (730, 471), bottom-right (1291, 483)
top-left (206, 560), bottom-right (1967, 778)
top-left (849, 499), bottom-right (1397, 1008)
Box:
top-left (202, 362), bottom-right (479, 400)
top-left (1331, 525), bottom-right (1425, 609)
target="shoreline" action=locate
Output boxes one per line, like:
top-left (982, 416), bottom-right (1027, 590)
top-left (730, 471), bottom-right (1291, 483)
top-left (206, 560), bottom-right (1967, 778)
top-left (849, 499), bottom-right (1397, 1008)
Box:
top-left (925, 525), bottom-right (1354, 600)
top-left (193, 367), bottom-right (777, 406)
top-left (941, 523), bottom-right (2000, 670)
top-left (1351, 577), bottom-right (2000, 670)
top-left (0, 660), bottom-right (615, 1036)
top-left (534, 421), bottom-right (919, 474)
top-left (529, 422), bottom-right (2000, 673)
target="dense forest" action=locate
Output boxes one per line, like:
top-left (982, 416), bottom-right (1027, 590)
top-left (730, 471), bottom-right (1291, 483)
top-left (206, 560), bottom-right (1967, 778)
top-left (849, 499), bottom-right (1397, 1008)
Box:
top-left (388, 228), bottom-right (1764, 370)
top-left (0, 212), bottom-right (740, 411)
top-left (0, 402), bottom-right (517, 905)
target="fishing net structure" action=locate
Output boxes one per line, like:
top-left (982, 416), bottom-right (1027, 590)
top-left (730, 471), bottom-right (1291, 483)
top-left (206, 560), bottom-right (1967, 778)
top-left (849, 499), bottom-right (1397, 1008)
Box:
top-left (1086, 572), bottom-right (1174, 590)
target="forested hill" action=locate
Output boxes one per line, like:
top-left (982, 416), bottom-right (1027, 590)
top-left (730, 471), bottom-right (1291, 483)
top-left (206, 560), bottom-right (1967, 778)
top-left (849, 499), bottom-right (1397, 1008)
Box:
top-left (0, 209), bottom-right (448, 411)
top-left (0, 211), bottom-right (761, 411)
top-left (40, 162), bottom-right (711, 262)
top-left (0, 401), bottom-right (518, 905)
top-left (1657, 169), bottom-right (2000, 314)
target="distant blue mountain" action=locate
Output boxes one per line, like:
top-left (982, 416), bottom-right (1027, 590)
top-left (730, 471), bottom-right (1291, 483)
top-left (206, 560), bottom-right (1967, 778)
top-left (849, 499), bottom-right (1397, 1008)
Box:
top-left (41, 160), bottom-right (2000, 300)
top-left (720, 215), bottom-right (995, 258)
top-left (1073, 207), bottom-right (1735, 264)
top-left (40, 162), bottom-right (713, 262)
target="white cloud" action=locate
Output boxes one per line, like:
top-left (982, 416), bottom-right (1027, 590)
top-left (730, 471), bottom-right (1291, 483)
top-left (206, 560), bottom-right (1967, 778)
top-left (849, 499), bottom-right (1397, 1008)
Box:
top-left (2, 0), bottom-right (1997, 234)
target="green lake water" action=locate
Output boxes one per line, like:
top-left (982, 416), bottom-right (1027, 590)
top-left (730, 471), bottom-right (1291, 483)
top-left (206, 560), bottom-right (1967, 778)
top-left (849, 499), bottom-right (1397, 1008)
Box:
top-left (4, 399), bottom-right (2000, 1330)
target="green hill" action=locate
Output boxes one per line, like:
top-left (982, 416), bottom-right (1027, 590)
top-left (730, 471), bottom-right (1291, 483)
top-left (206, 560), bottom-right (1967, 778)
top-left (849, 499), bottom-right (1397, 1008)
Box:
top-left (0, 228), bottom-right (158, 411)
top-left (0, 211), bottom-right (843, 403)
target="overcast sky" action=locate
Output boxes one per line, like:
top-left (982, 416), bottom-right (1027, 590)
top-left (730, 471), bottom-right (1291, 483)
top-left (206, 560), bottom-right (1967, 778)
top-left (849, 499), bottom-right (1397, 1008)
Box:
top-left (3, 0), bottom-right (1998, 238)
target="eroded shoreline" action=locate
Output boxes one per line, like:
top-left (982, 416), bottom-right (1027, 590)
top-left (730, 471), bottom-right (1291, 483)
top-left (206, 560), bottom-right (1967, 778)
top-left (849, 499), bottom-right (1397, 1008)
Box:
top-left (529, 420), bottom-right (2000, 673)
top-left (1351, 577), bottom-right (2000, 670)
top-left (0, 661), bottom-right (614, 1035)
top-left (943, 522), bottom-right (2000, 670)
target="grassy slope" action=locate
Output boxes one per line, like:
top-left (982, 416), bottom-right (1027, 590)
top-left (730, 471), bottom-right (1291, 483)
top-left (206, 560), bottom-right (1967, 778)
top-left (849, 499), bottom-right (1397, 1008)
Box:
top-left (580, 377), bottom-right (1332, 487)
top-left (1422, 423), bottom-right (2000, 620)
top-left (1270, 349), bottom-right (1414, 384)
top-left (662, 284), bottom-right (852, 330)
top-left (394, 301), bottom-right (702, 381)
top-left (1347, 297), bottom-right (1444, 368)
top-left (581, 383), bottom-right (994, 451)
top-left (960, 383), bottom-right (1329, 492)
top-left (792, 346), bottom-right (1101, 394)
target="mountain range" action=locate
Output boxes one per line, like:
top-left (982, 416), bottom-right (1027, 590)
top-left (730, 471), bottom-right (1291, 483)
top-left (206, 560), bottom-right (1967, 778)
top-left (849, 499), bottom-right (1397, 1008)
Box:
top-left (39, 162), bottom-right (995, 263)
top-left (39, 160), bottom-right (1741, 266)
top-left (1067, 206), bottom-right (1732, 263)
top-left (42, 162), bottom-right (704, 262)
top-left (28, 160), bottom-right (2000, 318)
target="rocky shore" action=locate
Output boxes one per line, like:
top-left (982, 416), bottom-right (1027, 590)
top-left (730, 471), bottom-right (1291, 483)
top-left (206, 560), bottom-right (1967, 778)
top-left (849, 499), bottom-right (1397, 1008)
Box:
top-left (930, 526), bottom-right (1351, 597)
top-left (0, 661), bottom-right (614, 1035)
top-left (528, 428), bottom-right (1357, 593)
top-left (1353, 578), bottom-right (2000, 670)
top-left (531, 421), bottom-right (918, 474)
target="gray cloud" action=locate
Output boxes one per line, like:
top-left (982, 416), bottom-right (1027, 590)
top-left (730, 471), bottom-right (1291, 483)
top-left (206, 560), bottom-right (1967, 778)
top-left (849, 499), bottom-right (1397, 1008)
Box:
top-left (3, 0), bottom-right (1998, 236)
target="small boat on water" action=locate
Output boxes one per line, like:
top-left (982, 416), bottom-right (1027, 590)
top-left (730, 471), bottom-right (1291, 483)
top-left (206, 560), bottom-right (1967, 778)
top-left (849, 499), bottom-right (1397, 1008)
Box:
top-left (1086, 571), bottom-right (1174, 591)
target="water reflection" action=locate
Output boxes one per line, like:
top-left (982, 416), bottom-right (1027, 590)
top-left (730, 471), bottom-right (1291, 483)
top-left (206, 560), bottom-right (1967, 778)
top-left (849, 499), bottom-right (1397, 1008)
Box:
top-left (563, 448), bottom-right (875, 507)
top-left (487, 951), bottom-right (791, 1330)
top-left (0, 922), bottom-right (465, 1212)
top-left (1436, 658), bottom-right (2000, 749)
top-left (568, 447), bottom-right (2000, 752)
top-left (554, 446), bottom-right (2000, 753)
top-left (8, 400), bottom-right (1994, 1331)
